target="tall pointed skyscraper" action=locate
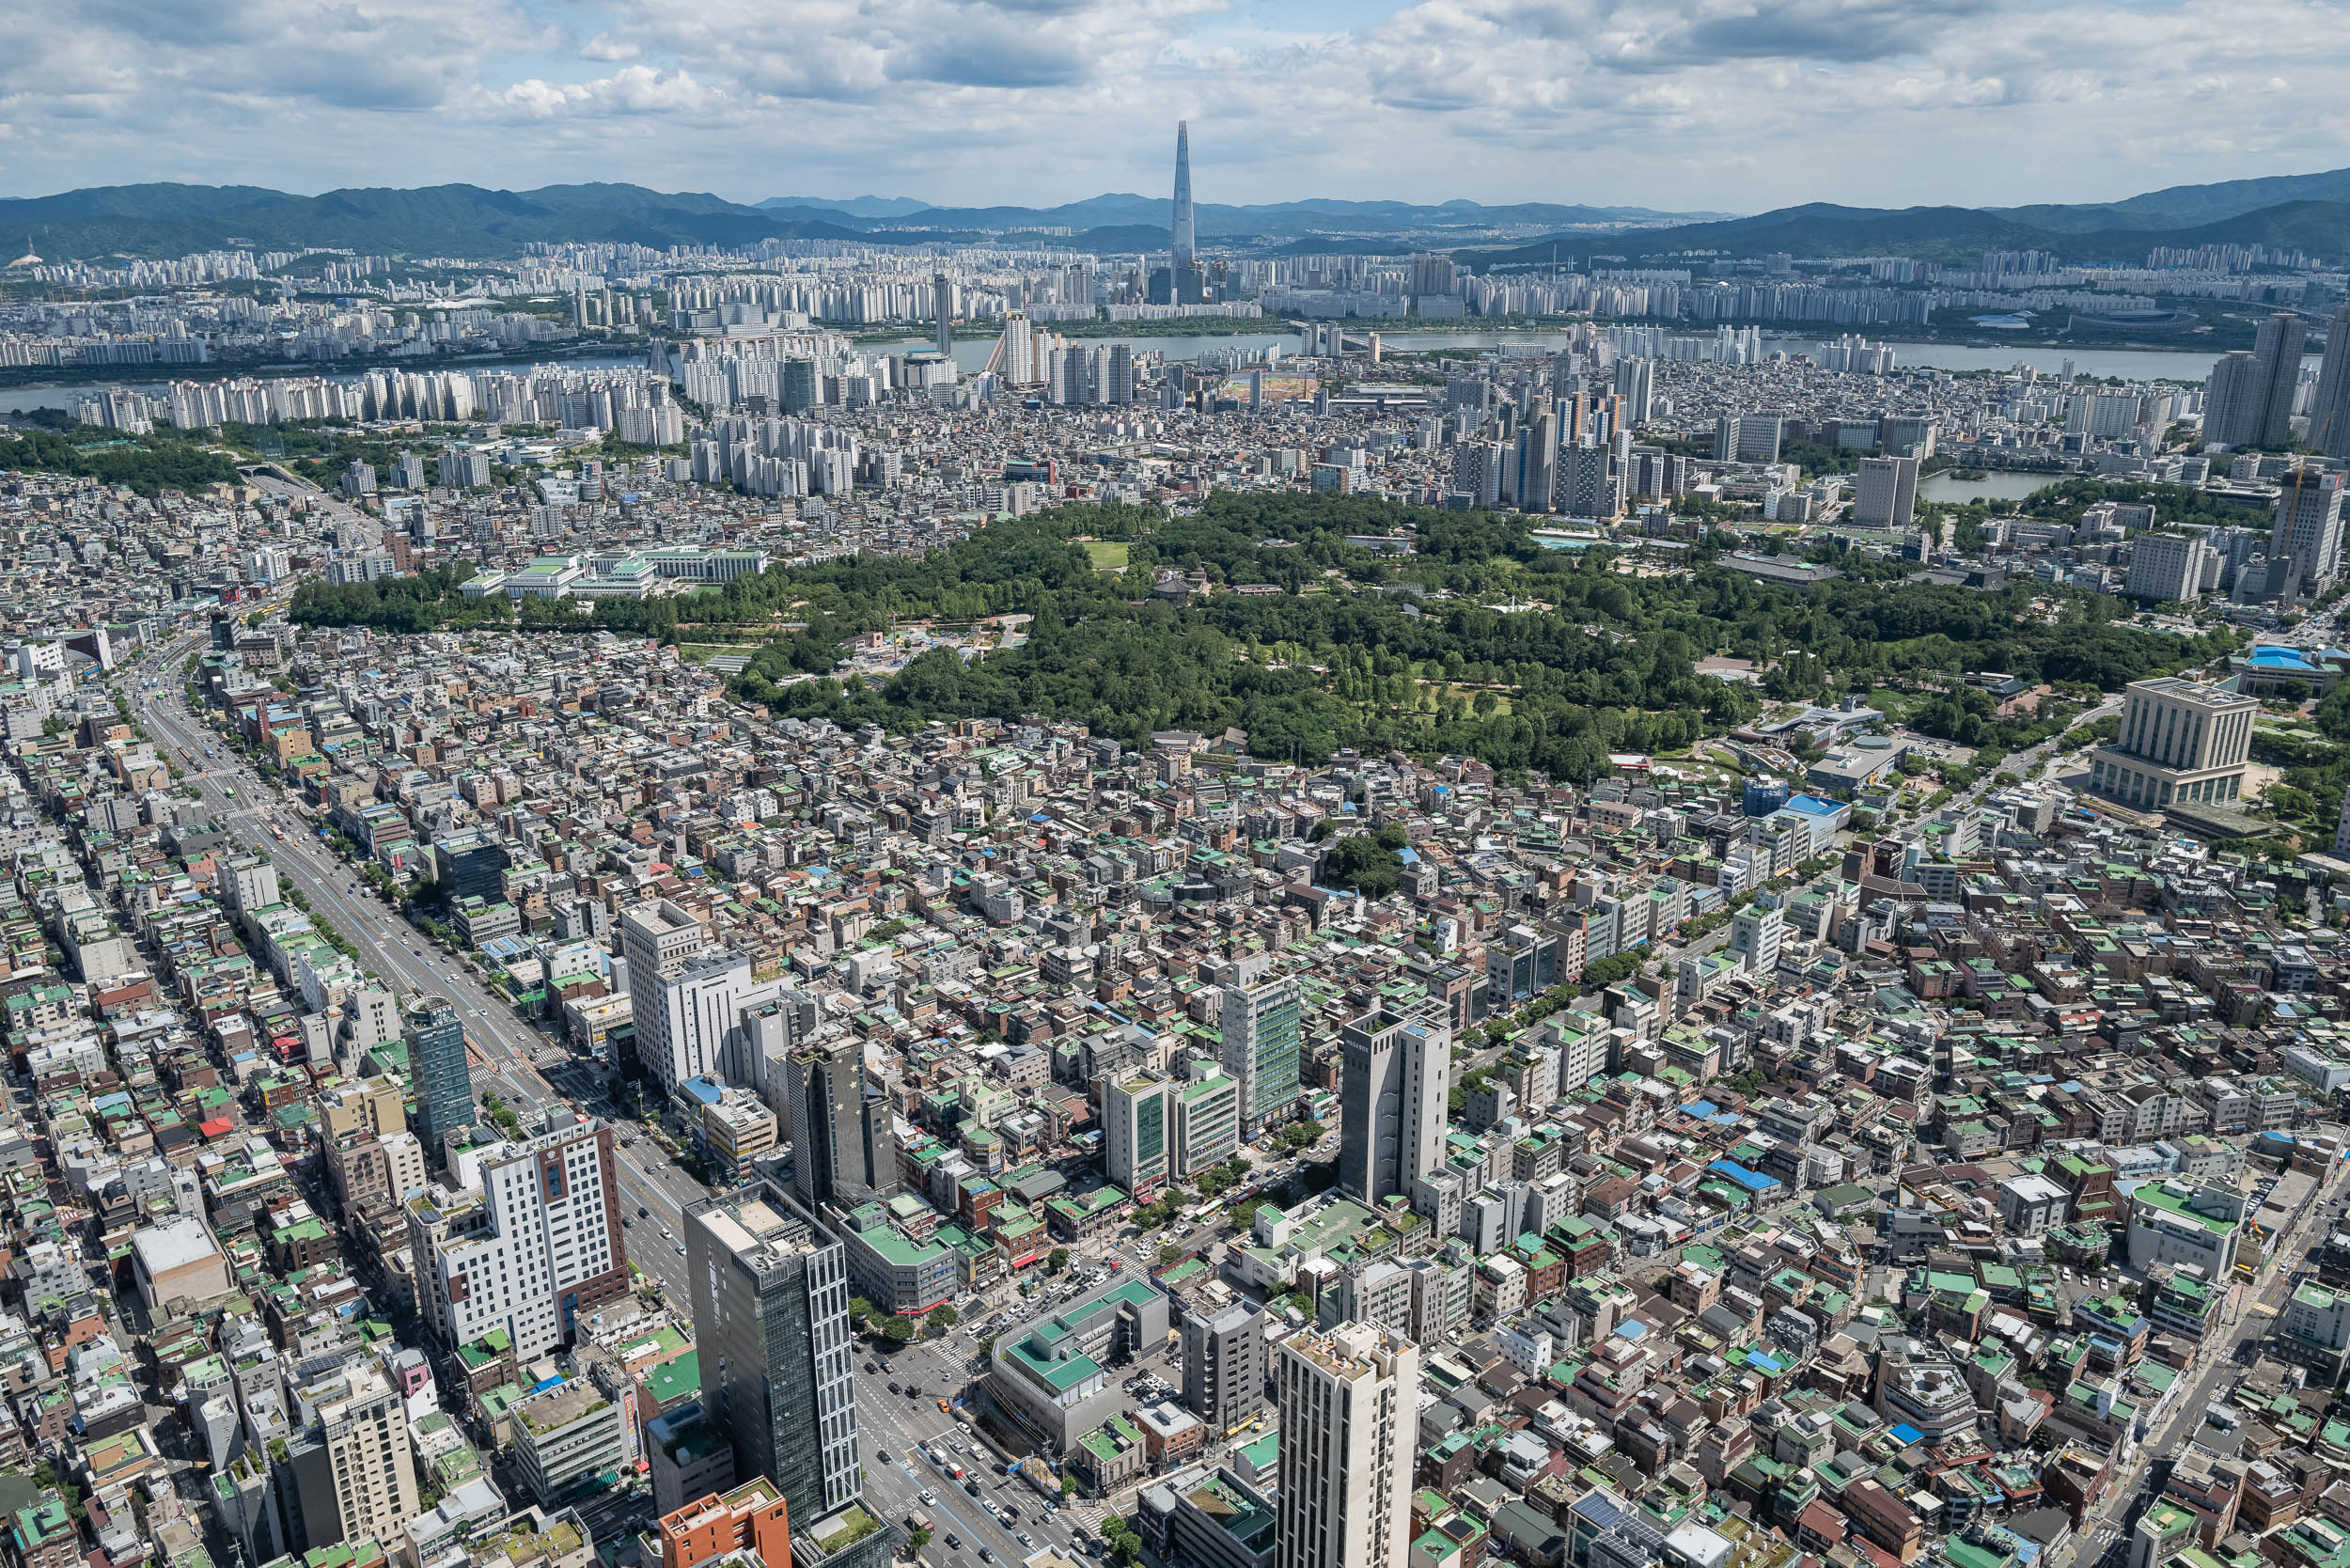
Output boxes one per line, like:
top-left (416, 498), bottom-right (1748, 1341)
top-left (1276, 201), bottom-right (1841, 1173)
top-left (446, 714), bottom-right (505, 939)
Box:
top-left (1170, 122), bottom-right (1194, 265)
top-left (1172, 120), bottom-right (1196, 266)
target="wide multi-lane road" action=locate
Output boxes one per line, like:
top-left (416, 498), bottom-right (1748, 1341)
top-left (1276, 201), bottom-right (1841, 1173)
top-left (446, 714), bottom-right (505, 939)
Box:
top-left (856, 1327), bottom-right (1104, 1568)
top-left (128, 638), bottom-right (709, 1302)
top-left (2076, 1146), bottom-right (2350, 1567)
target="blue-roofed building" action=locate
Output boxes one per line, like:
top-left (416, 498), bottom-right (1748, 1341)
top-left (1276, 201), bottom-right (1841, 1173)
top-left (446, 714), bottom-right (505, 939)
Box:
top-left (1706, 1159), bottom-right (1780, 1195)
top-left (2232, 644), bottom-right (2346, 698)
top-left (1785, 793), bottom-right (1851, 831)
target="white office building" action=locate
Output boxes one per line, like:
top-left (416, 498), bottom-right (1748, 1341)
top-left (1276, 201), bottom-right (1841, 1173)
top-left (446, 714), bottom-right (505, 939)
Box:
top-left (2090, 676), bottom-right (2257, 811)
top-left (414, 1120), bottom-right (629, 1360)
top-left (1727, 904), bottom-right (1784, 978)
top-left (2126, 535), bottom-right (2217, 604)
top-left (1852, 456), bottom-right (1919, 529)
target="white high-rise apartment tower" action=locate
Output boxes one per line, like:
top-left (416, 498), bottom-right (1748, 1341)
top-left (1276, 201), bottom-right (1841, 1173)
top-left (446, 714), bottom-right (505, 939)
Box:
top-left (299, 1364), bottom-right (420, 1546)
top-left (1276, 1325), bottom-right (1418, 1568)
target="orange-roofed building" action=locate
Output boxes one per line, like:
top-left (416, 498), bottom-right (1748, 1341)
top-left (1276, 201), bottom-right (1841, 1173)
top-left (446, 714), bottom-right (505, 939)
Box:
top-left (660, 1478), bottom-right (791, 1568)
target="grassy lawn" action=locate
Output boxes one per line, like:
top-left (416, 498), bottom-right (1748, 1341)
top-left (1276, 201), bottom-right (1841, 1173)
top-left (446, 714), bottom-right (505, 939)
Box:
top-left (1082, 541), bottom-right (1130, 572)
top-left (1868, 689), bottom-right (1934, 722)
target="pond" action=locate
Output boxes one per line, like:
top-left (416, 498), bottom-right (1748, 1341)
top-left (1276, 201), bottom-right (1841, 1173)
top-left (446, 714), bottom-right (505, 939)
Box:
top-left (1917, 470), bottom-right (2063, 506)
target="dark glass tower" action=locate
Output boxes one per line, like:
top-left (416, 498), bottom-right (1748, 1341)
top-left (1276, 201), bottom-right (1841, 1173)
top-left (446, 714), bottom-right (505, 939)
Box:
top-left (785, 1036), bottom-right (897, 1214)
top-left (687, 1183), bottom-right (884, 1559)
top-left (406, 995), bottom-right (473, 1163)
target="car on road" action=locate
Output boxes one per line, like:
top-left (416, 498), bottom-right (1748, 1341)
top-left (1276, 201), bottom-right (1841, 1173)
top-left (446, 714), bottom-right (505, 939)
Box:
top-left (889, 1384), bottom-right (901, 1395)
top-left (964, 1481), bottom-right (982, 1497)
top-left (639, 1207), bottom-right (650, 1218)
top-left (876, 1450), bottom-right (893, 1463)
top-left (944, 1537), bottom-right (962, 1552)
top-left (919, 1491), bottom-right (935, 1505)
top-left (621, 1217), bottom-right (632, 1229)
top-left (674, 1242), bottom-right (685, 1254)
top-left (1017, 1535), bottom-right (1035, 1549)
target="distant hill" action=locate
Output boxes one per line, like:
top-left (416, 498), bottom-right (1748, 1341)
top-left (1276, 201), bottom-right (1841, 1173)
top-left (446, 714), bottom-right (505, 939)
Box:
top-left (757, 194), bottom-right (932, 217)
top-left (12, 167), bottom-right (2350, 267)
top-left (0, 180), bottom-right (1729, 260)
top-left (0, 181), bottom-right (865, 260)
top-left (873, 193), bottom-right (1706, 241)
top-left (1996, 166), bottom-right (2350, 232)
top-left (1460, 194), bottom-right (2350, 270)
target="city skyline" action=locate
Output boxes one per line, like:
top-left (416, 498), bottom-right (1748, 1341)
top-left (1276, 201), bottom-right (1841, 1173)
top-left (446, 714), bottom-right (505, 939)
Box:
top-left (3, 0), bottom-right (2349, 213)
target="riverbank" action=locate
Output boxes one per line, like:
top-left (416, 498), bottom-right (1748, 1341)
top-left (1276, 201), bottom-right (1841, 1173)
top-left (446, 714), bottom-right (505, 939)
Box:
top-left (0, 338), bottom-right (658, 398)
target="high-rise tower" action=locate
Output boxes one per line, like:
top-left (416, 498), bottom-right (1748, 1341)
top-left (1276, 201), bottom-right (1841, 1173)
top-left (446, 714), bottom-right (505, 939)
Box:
top-left (406, 996), bottom-right (472, 1163)
top-left (1222, 975), bottom-right (1302, 1136)
top-left (2310, 300), bottom-right (2350, 460)
top-left (932, 271), bottom-right (953, 358)
top-left (2206, 312), bottom-right (2305, 447)
top-left (1338, 1010), bottom-right (1451, 1206)
top-left (1276, 1325), bottom-right (1418, 1568)
top-left (781, 1034), bottom-right (897, 1213)
top-left (688, 1183), bottom-right (881, 1560)
top-left (1172, 121), bottom-right (1196, 267)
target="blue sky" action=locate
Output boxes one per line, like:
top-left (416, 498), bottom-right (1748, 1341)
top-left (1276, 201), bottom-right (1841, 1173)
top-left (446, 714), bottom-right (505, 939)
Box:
top-left (0, 0), bottom-right (2343, 212)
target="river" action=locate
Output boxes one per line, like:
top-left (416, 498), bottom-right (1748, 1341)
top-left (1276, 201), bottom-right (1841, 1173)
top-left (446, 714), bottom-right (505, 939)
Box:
top-left (883, 331), bottom-right (2260, 383)
top-left (0, 329), bottom-right (2292, 419)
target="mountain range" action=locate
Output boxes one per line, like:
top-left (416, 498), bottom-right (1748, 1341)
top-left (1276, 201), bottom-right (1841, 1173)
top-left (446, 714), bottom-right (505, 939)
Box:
top-left (1465, 169), bottom-right (2350, 270)
top-left (5, 168), bottom-right (2350, 268)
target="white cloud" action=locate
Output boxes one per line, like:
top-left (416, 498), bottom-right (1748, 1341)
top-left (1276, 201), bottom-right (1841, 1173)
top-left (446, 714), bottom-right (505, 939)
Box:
top-left (0, 0), bottom-right (2348, 212)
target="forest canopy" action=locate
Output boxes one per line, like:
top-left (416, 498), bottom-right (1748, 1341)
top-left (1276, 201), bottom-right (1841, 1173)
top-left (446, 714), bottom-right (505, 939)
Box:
top-left (290, 491), bottom-right (2232, 784)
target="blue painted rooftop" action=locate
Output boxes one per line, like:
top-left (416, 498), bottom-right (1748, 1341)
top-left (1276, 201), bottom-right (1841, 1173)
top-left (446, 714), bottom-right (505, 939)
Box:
top-left (1707, 1159), bottom-right (1779, 1192)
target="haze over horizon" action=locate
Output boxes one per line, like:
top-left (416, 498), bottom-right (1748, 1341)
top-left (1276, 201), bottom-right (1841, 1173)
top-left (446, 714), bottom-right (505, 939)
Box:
top-left (4, 0), bottom-right (2348, 214)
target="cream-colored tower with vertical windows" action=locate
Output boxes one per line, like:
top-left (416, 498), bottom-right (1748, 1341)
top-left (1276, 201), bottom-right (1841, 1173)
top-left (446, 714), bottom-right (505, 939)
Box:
top-left (1275, 1325), bottom-right (1418, 1568)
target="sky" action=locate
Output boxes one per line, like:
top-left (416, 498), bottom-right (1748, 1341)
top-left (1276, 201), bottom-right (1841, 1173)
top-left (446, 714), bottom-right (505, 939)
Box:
top-left (2, 0), bottom-right (2346, 213)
